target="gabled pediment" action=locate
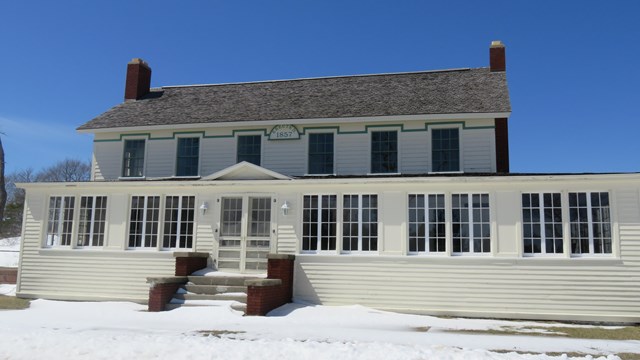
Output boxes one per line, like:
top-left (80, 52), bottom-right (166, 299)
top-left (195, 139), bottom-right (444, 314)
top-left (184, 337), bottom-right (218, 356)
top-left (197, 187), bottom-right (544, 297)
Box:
top-left (201, 161), bottom-right (292, 181)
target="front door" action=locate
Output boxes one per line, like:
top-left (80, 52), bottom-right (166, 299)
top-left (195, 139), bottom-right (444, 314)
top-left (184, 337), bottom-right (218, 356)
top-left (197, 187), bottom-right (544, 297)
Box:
top-left (218, 196), bottom-right (272, 272)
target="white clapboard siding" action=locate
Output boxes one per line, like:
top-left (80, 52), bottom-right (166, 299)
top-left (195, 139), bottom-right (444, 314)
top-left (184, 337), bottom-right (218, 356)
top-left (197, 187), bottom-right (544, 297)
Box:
top-left (294, 256), bottom-right (640, 322)
top-left (93, 142), bottom-right (122, 180)
top-left (263, 139), bottom-right (306, 176)
top-left (335, 133), bottom-right (369, 175)
top-left (462, 128), bottom-right (495, 172)
top-left (200, 137), bottom-right (235, 176)
top-left (146, 139), bottom-right (176, 178)
top-left (400, 131), bottom-right (429, 173)
top-left (17, 193), bottom-right (175, 302)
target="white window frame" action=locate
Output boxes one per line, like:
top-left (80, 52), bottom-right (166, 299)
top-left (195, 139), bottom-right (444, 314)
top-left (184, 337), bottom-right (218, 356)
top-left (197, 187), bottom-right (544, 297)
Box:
top-left (301, 194), bottom-right (338, 254)
top-left (341, 194), bottom-right (379, 254)
top-left (568, 191), bottom-right (613, 257)
top-left (162, 195), bottom-right (196, 250)
top-left (120, 137), bottom-right (147, 179)
top-left (408, 193), bottom-right (447, 255)
top-left (521, 192), bottom-right (564, 257)
top-left (451, 193), bottom-right (491, 256)
top-left (76, 195), bottom-right (108, 248)
top-left (127, 195), bottom-right (162, 250)
top-left (44, 195), bottom-right (76, 247)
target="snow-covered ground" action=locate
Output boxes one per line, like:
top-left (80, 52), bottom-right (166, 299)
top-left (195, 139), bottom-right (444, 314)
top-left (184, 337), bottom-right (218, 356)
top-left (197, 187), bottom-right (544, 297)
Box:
top-left (1, 237), bottom-right (637, 359)
top-left (0, 237), bottom-right (20, 267)
top-left (0, 294), bottom-right (637, 360)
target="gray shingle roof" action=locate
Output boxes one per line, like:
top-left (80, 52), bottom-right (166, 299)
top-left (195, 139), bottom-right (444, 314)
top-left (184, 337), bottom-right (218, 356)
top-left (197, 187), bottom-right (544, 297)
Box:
top-left (78, 67), bottom-right (510, 131)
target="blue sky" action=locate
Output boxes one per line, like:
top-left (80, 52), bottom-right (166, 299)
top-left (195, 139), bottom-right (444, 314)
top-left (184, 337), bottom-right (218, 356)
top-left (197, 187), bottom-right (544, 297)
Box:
top-left (1, 0), bottom-right (639, 174)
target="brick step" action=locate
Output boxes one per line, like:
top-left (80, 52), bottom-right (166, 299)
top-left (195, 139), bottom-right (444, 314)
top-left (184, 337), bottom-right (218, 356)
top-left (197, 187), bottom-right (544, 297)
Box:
top-left (187, 275), bottom-right (264, 286)
top-left (183, 284), bottom-right (247, 295)
top-left (173, 293), bottom-right (247, 303)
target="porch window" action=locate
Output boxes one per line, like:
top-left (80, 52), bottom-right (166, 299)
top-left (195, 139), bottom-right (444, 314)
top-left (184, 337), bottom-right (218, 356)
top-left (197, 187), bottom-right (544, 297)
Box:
top-left (371, 131), bottom-right (398, 173)
top-left (308, 133), bottom-right (334, 174)
top-left (408, 194), bottom-right (446, 253)
top-left (162, 196), bottom-right (195, 249)
top-left (342, 194), bottom-right (378, 252)
top-left (237, 135), bottom-right (261, 166)
top-left (452, 193), bottom-right (490, 254)
top-left (45, 196), bottom-right (75, 247)
top-left (128, 196), bottom-right (160, 248)
top-left (432, 128), bottom-right (460, 172)
top-left (302, 195), bottom-right (337, 252)
top-left (77, 196), bottom-right (108, 247)
top-left (569, 192), bottom-right (612, 255)
top-left (122, 139), bottom-right (145, 177)
top-left (522, 193), bottom-right (563, 255)
top-left (176, 137), bottom-right (200, 176)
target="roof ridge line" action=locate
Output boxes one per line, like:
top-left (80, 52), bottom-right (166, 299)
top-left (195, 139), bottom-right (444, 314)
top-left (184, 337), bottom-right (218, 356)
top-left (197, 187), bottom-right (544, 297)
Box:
top-left (160, 67), bottom-right (482, 89)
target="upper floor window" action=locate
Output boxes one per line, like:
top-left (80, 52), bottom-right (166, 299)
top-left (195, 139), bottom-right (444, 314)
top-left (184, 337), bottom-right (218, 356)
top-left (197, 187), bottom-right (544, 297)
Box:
top-left (122, 139), bottom-right (145, 177)
top-left (302, 195), bottom-right (337, 252)
top-left (408, 194), bottom-right (446, 254)
top-left (371, 131), bottom-right (397, 173)
top-left (176, 137), bottom-right (200, 176)
top-left (522, 193), bottom-right (563, 255)
top-left (432, 128), bottom-right (460, 172)
top-left (237, 135), bottom-right (261, 166)
top-left (342, 194), bottom-right (378, 252)
top-left (452, 193), bottom-right (490, 254)
top-left (77, 196), bottom-right (108, 247)
top-left (569, 192), bottom-right (612, 255)
top-left (46, 196), bottom-right (75, 247)
top-left (308, 133), bottom-right (334, 175)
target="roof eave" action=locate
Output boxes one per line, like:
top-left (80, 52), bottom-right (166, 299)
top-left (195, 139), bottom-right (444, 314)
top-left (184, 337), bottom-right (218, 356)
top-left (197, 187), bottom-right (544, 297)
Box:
top-left (76, 111), bottom-right (512, 134)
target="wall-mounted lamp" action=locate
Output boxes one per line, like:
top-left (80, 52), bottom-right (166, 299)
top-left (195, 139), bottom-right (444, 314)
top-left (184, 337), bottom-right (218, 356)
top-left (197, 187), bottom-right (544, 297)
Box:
top-left (199, 202), bottom-right (209, 215)
top-left (281, 201), bottom-right (290, 216)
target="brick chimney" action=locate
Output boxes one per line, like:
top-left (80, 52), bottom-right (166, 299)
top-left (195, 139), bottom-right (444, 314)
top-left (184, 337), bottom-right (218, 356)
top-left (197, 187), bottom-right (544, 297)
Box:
top-left (124, 58), bottom-right (152, 101)
top-left (489, 41), bottom-right (506, 72)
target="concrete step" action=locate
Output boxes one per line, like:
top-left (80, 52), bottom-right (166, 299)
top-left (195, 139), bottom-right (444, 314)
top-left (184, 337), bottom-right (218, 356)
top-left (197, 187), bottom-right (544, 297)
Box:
top-left (173, 293), bottom-right (247, 303)
top-left (187, 275), bottom-right (263, 286)
top-left (183, 284), bottom-right (247, 295)
top-left (165, 300), bottom-right (247, 313)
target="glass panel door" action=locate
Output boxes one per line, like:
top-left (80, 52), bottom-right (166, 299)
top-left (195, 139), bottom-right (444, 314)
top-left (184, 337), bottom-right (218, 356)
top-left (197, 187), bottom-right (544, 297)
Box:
top-left (218, 196), bottom-right (272, 272)
top-left (218, 197), bottom-right (243, 270)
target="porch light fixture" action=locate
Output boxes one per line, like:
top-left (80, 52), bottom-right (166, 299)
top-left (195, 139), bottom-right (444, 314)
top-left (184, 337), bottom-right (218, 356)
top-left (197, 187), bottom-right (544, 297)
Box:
top-left (281, 201), bottom-right (290, 216)
top-left (199, 202), bottom-right (209, 215)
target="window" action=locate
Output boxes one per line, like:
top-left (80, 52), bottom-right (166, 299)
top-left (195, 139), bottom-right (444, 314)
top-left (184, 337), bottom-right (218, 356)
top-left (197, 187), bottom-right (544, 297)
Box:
top-left (46, 196), bottom-right (75, 247)
top-left (343, 194), bottom-right (378, 252)
top-left (522, 193), bottom-right (563, 255)
top-left (77, 196), bottom-right (108, 247)
top-left (237, 135), bottom-right (261, 165)
top-left (408, 194), bottom-right (446, 253)
top-left (122, 139), bottom-right (145, 177)
top-left (308, 133), bottom-right (334, 174)
top-left (432, 128), bottom-right (459, 172)
top-left (569, 192), bottom-right (612, 255)
top-left (452, 193), bottom-right (490, 254)
top-left (176, 137), bottom-right (200, 176)
top-left (371, 131), bottom-right (397, 173)
top-left (302, 195), bottom-right (337, 252)
top-left (162, 196), bottom-right (195, 249)
top-left (128, 196), bottom-right (160, 248)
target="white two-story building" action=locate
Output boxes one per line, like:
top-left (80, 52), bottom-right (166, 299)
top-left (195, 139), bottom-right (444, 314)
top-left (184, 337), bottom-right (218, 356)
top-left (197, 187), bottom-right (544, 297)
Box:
top-left (16, 42), bottom-right (640, 322)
